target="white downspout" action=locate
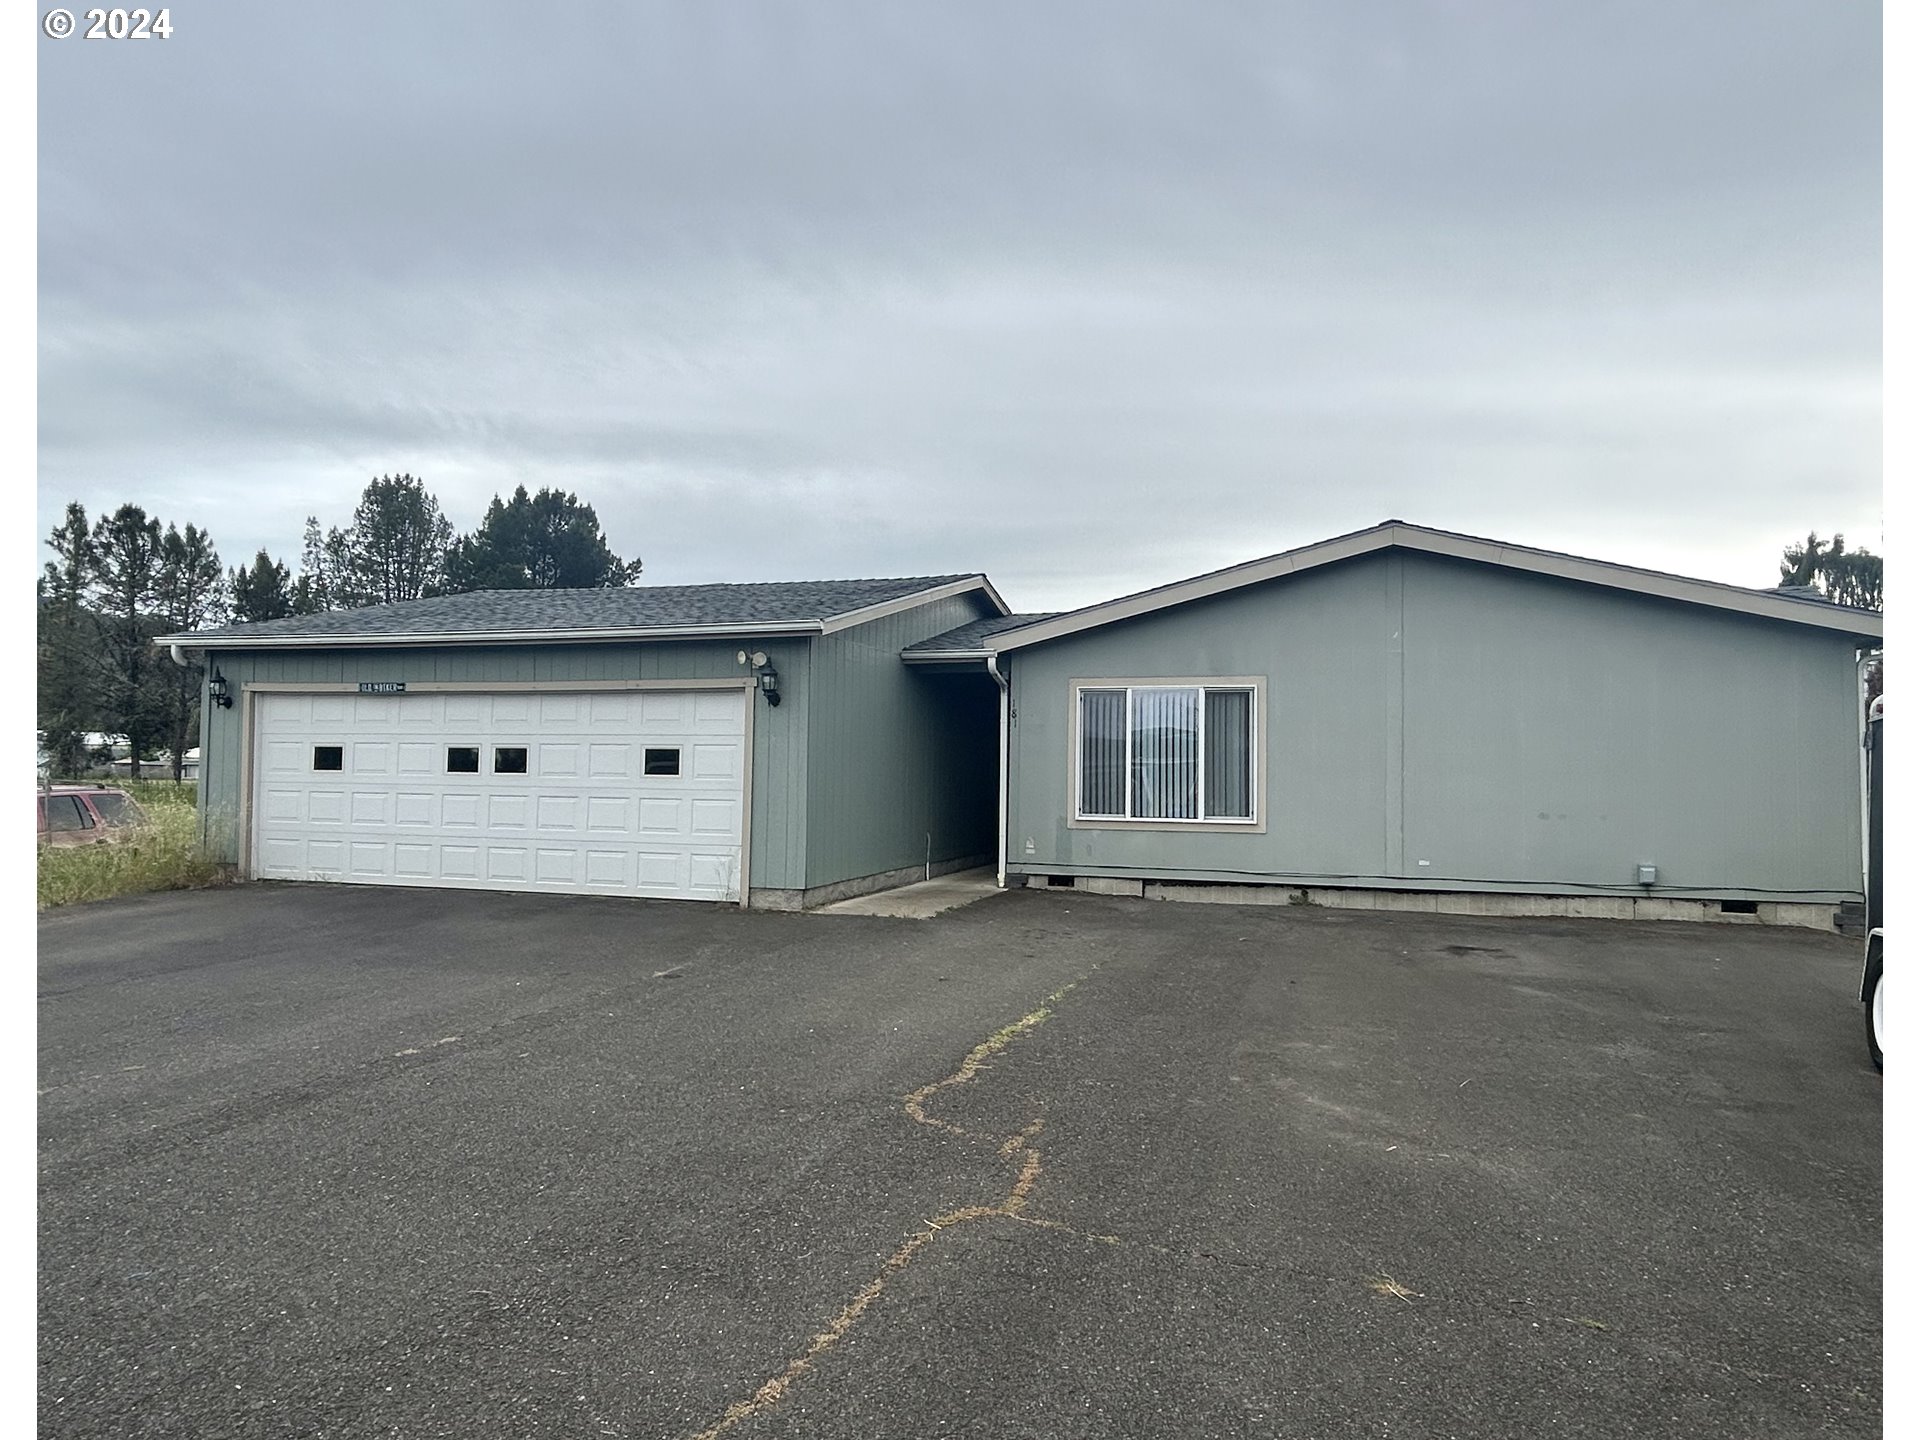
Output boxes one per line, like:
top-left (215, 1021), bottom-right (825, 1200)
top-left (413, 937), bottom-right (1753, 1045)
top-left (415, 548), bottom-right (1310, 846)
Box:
top-left (1858, 646), bottom-right (1879, 898)
top-left (987, 653), bottom-right (1010, 891)
top-left (169, 643), bottom-right (190, 668)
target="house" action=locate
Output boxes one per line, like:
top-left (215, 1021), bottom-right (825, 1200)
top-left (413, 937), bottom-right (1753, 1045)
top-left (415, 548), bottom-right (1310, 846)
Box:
top-left (161, 577), bottom-right (1006, 908)
top-left (106, 747), bottom-right (199, 781)
top-left (161, 522), bottom-right (1882, 926)
top-left (903, 521), bottom-right (1882, 927)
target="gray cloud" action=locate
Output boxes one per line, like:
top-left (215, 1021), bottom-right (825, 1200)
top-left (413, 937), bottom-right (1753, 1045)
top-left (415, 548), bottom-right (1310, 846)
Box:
top-left (39, 1), bottom-right (1880, 611)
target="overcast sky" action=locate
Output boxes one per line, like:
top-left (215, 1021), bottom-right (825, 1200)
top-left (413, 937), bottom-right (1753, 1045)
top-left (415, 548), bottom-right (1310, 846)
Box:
top-left (37, 2), bottom-right (1881, 612)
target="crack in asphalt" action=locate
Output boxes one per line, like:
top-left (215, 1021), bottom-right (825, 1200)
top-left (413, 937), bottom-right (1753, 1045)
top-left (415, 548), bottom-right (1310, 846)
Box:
top-left (685, 968), bottom-right (1110, 1440)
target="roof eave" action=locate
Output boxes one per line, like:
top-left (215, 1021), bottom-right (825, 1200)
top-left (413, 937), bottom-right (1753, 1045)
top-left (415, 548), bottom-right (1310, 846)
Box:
top-left (817, 575), bottom-right (1009, 634)
top-left (982, 522), bottom-right (1883, 652)
top-left (900, 649), bottom-right (994, 666)
top-left (156, 620), bottom-right (828, 651)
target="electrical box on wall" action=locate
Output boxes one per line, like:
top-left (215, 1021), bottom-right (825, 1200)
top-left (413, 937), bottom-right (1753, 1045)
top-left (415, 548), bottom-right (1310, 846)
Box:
top-left (1635, 864), bottom-right (1658, 886)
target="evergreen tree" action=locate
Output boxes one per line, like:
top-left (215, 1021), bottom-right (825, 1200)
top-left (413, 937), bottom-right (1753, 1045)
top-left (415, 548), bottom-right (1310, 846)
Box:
top-left (231, 549), bottom-right (297, 622)
top-left (1780, 533), bottom-right (1882, 611)
top-left (155, 523), bottom-right (224, 782)
top-left (341, 474), bottom-right (452, 605)
top-left (296, 515), bottom-right (335, 613)
top-left (86, 505), bottom-right (167, 781)
top-left (442, 485), bottom-right (640, 592)
top-left (37, 502), bottom-right (97, 777)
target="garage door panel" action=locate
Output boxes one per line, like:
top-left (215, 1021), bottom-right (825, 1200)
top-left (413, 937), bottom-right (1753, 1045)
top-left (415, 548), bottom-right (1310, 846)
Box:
top-left (537, 743), bottom-right (581, 778)
top-left (638, 797), bottom-right (682, 833)
top-left (440, 846), bottom-right (480, 879)
top-left (588, 744), bottom-right (632, 778)
top-left (535, 848), bottom-right (578, 883)
top-left (395, 792), bottom-right (434, 826)
top-left (689, 853), bottom-right (739, 895)
top-left (260, 836), bottom-right (305, 871)
top-left (397, 742), bottom-right (438, 775)
top-left (393, 843), bottom-right (435, 877)
top-left (351, 742), bottom-right (391, 775)
top-left (487, 847), bottom-right (530, 881)
top-left (587, 796), bottom-right (630, 831)
top-left (306, 839), bottom-right (345, 875)
top-left (349, 841), bottom-right (389, 877)
top-left (262, 740), bottom-right (307, 774)
top-left (691, 743), bottom-right (740, 781)
top-left (690, 798), bottom-right (738, 836)
top-left (585, 850), bottom-right (628, 886)
top-left (640, 693), bottom-right (687, 726)
top-left (589, 694), bottom-right (633, 726)
top-left (442, 794), bottom-right (481, 828)
top-left (635, 851), bottom-right (684, 888)
top-left (252, 688), bottom-right (745, 902)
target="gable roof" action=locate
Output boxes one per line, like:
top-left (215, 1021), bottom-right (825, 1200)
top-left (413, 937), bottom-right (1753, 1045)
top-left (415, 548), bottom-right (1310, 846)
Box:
top-left (922, 521), bottom-right (1882, 658)
top-left (901, 612), bottom-right (1063, 662)
top-left (162, 574), bottom-right (1007, 651)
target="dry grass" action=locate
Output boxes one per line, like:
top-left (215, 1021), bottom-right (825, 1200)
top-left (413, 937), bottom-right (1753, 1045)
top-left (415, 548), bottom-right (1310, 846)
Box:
top-left (37, 785), bottom-right (231, 910)
top-left (1369, 1274), bottom-right (1424, 1303)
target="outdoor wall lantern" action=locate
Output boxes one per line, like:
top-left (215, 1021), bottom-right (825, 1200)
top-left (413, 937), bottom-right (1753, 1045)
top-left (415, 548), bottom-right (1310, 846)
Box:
top-left (209, 668), bottom-right (234, 709)
top-left (737, 648), bottom-right (781, 706)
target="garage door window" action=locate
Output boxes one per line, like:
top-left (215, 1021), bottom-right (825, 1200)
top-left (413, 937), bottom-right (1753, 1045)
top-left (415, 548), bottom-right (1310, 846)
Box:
top-left (494, 746), bottom-right (528, 774)
top-left (447, 746), bottom-right (480, 773)
top-left (644, 747), bottom-right (681, 776)
top-left (1076, 683), bottom-right (1257, 824)
top-left (312, 746), bottom-right (343, 771)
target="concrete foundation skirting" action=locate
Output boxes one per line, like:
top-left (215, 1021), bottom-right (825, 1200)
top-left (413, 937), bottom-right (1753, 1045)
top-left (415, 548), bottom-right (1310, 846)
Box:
top-left (751, 853), bottom-right (993, 912)
top-left (1020, 875), bottom-right (1839, 931)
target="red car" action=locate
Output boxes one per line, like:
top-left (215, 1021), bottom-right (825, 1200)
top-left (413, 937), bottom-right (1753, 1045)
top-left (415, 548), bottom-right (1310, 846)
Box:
top-left (36, 785), bottom-right (148, 847)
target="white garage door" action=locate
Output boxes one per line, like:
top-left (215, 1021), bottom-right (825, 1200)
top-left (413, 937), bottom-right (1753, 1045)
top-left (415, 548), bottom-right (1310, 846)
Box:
top-left (251, 688), bottom-right (747, 902)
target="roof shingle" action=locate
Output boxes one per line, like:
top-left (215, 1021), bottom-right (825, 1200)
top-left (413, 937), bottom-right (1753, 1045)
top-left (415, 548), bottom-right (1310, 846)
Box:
top-left (171, 576), bottom-right (981, 646)
top-left (902, 613), bottom-right (1061, 654)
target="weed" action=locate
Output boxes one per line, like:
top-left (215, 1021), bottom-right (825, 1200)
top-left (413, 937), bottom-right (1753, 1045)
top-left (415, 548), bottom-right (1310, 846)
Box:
top-left (37, 788), bottom-right (231, 909)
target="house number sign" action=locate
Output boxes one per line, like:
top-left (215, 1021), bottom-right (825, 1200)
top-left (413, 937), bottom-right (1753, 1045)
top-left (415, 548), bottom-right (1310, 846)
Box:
top-left (358, 682), bottom-right (407, 694)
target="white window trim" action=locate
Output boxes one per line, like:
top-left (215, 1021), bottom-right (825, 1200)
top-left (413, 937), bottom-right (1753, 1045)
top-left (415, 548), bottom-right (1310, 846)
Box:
top-left (1068, 676), bottom-right (1266, 833)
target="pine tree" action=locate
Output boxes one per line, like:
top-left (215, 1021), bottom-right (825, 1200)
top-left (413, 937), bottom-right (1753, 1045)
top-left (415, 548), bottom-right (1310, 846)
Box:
top-left (231, 549), bottom-right (297, 622)
top-left (155, 523), bottom-right (224, 782)
top-left (296, 516), bottom-right (334, 613)
top-left (1779, 533), bottom-right (1882, 611)
top-left (37, 502), bottom-right (97, 777)
top-left (87, 505), bottom-right (167, 781)
top-left (341, 475), bottom-right (452, 605)
top-left (441, 485), bottom-right (640, 592)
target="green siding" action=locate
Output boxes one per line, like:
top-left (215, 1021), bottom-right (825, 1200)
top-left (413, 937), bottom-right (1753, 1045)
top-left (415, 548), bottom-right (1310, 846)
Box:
top-left (199, 639), bottom-right (811, 890)
top-left (804, 593), bottom-right (1000, 890)
top-left (1008, 551), bottom-right (1867, 902)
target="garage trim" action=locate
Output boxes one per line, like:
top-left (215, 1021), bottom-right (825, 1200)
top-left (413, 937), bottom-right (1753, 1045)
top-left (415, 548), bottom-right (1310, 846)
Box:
top-left (238, 678), bottom-right (758, 908)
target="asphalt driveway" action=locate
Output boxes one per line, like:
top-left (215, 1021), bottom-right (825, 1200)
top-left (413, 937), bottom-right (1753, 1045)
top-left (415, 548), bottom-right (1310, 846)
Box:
top-left (39, 884), bottom-right (1881, 1438)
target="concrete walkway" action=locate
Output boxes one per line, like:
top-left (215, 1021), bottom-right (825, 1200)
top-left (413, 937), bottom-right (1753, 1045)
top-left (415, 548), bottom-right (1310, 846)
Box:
top-left (812, 866), bottom-right (1003, 918)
